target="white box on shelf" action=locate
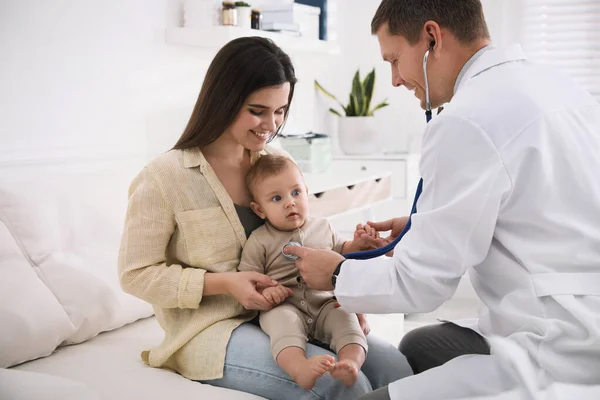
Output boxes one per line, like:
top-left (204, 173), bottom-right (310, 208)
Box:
top-left (260, 2), bottom-right (321, 41)
top-left (295, 4), bottom-right (320, 41)
top-left (279, 133), bottom-right (332, 174)
top-left (260, 1), bottom-right (295, 25)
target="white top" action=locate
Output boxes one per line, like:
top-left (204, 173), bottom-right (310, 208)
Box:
top-left (335, 44), bottom-right (600, 388)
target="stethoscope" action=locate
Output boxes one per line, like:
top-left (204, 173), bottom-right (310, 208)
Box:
top-left (423, 45), bottom-right (434, 123)
top-left (281, 45), bottom-right (433, 262)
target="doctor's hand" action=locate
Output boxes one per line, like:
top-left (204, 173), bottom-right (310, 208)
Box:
top-left (362, 217), bottom-right (410, 256)
top-left (283, 246), bottom-right (344, 291)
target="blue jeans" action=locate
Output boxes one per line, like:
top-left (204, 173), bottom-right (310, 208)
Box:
top-left (203, 322), bottom-right (412, 400)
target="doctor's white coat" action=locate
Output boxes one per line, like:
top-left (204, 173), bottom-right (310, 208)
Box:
top-left (335, 45), bottom-right (600, 399)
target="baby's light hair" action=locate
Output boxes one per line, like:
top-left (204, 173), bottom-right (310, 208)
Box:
top-left (246, 155), bottom-right (299, 199)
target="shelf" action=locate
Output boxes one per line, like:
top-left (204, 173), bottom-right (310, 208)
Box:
top-left (165, 26), bottom-right (340, 55)
top-left (332, 153), bottom-right (419, 161)
top-left (304, 164), bottom-right (391, 195)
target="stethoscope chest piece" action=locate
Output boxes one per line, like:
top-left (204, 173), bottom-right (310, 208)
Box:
top-left (282, 241), bottom-right (302, 260)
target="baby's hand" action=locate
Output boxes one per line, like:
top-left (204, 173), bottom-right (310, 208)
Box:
top-left (353, 223), bottom-right (380, 250)
top-left (262, 285), bottom-right (293, 306)
top-left (335, 302), bottom-right (370, 336)
top-left (357, 313), bottom-right (370, 336)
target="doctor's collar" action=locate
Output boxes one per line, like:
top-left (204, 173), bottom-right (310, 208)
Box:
top-left (453, 44), bottom-right (495, 95)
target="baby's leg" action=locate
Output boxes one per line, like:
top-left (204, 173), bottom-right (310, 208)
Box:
top-left (277, 347), bottom-right (334, 390)
top-left (331, 343), bottom-right (366, 386)
top-left (260, 304), bottom-right (334, 390)
top-left (317, 304), bottom-right (368, 386)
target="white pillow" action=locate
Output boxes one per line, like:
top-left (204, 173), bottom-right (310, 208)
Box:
top-left (0, 163), bottom-right (153, 345)
top-left (0, 369), bottom-right (99, 400)
top-left (0, 220), bottom-right (74, 368)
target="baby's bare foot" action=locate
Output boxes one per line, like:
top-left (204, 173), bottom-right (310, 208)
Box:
top-left (292, 355), bottom-right (335, 390)
top-left (330, 359), bottom-right (359, 386)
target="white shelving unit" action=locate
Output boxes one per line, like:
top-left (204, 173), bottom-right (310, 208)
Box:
top-left (304, 164), bottom-right (393, 220)
top-left (304, 165), bottom-right (390, 195)
top-left (165, 26), bottom-right (340, 55)
top-left (327, 154), bottom-right (421, 238)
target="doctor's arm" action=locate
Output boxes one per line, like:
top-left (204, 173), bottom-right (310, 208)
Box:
top-left (334, 114), bottom-right (511, 314)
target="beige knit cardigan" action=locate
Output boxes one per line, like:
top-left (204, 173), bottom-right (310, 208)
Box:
top-left (119, 146), bottom-right (279, 380)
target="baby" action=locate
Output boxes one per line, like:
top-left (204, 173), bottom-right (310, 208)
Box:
top-left (238, 154), bottom-right (375, 390)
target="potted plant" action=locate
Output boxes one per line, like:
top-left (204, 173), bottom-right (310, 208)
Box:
top-left (315, 69), bottom-right (389, 155)
top-left (235, 1), bottom-right (252, 29)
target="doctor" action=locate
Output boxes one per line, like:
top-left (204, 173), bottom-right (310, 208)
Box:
top-left (285, 0), bottom-right (600, 399)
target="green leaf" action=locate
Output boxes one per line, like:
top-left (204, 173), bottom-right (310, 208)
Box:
top-left (350, 93), bottom-right (360, 117)
top-left (328, 108), bottom-right (343, 117)
top-left (316, 68), bottom-right (389, 117)
top-left (343, 93), bottom-right (352, 116)
top-left (314, 80), bottom-right (337, 100)
top-left (351, 70), bottom-right (365, 116)
top-left (315, 80), bottom-right (348, 113)
top-left (368, 99), bottom-right (389, 116)
top-left (362, 69), bottom-right (375, 116)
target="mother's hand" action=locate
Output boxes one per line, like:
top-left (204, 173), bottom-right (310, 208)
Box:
top-left (227, 272), bottom-right (280, 311)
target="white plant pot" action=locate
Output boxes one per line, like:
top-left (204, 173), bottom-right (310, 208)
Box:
top-left (337, 116), bottom-right (383, 155)
top-left (237, 7), bottom-right (252, 29)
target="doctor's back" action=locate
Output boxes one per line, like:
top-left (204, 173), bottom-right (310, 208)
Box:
top-left (426, 46), bottom-right (600, 384)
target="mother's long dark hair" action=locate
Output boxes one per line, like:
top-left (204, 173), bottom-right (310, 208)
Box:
top-left (173, 37), bottom-right (297, 149)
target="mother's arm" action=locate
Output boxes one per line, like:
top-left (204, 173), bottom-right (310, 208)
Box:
top-left (118, 167), bottom-right (207, 309)
top-left (118, 167), bottom-right (276, 310)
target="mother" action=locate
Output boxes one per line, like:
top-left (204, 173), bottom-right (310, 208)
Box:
top-left (118, 36), bottom-right (412, 399)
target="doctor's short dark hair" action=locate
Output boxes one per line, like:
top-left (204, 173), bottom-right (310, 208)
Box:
top-left (173, 37), bottom-right (297, 150)
top-left (246, 155), bottom-right (299, 199)
top-left (371, 0), bottom-right (490, 44)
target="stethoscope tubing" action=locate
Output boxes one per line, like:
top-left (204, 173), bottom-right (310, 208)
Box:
top-left (341, 48), bottom-right (432, 260)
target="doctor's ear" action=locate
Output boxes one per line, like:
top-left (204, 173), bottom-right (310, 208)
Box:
top-left (423, 20), bottom-right (442, 53)
top-left (250, 202), bottom-right (266, 219)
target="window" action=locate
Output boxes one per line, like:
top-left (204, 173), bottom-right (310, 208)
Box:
top-left (521, 0), bottom-right (600, 99)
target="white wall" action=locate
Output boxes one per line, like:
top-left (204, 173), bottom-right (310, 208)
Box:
top-left (318, 0), bottom-right (523, 155)
top-left (0, 0), bottom-right (522, 163)
top-left (1, 0), bottom-right (179, 160)
top-left (0, 0), bottom-right (337, 162)
top-left (315, 0), bottom-right (425, 154)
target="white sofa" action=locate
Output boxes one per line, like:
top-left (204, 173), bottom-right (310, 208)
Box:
top-left (0, 155), bottom-right (261, 400)
top-left (5, 154), bottom-right (597, 400)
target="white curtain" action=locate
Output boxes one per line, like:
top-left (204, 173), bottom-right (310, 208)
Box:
top-left (521, 0), bottom-right (600, 99)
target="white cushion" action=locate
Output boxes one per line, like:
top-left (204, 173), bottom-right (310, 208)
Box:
top-left (0, 368), bottom-right (99, 400)
top-left (0, 162), bottom-right (153, 345)
top-left (14, 317), bottom-right (264, 400)
top-left (0, 220), bottom-right (74, 368)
